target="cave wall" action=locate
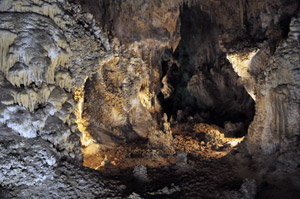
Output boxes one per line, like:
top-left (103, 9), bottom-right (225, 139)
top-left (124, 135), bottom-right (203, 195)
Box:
top-left (222, 1), bottom-right (300, 169)
top-left (79, 0), bottom-right (184, 149)
top-left (0, 0), bottom-right (123, 197)
top-left (78, 0), bottom-right (300, 156)
top-left (0, 0), bottom-right (300, 197)
top-left (83, 48), bottom-right (155, 147)
top-left (244, 16), bottom-right (300, 169)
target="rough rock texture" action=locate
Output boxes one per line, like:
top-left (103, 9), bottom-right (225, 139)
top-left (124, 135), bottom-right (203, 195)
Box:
top-left (244, 14), bottom-right (300, 169)
top-left (224, 5), bottom-right (300, 170)
top-left (0, 127), bottom-right (123, 198)
top-left (83, 47), bottom-right (155, 147)
top-left (79, 0), bottom-right (184, 148)
top-left (0, 0), bottom-right (123, 197)
top-left (79, 0), bottom-right (300, 157)
top-left (0, 0), bottom-right (111, 160)
top-left (1, 0), bottom-right (300, 198)
top-left (79, 0), bottom-right (258, 148)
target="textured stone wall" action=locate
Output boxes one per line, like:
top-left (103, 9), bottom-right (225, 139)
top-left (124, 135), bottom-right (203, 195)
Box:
top-left (0, 0), bottom-right (123, 198)
top-left (225, 4), bottom-right (300, 170)
top-left (245, 15), bottom-right (300, 169)
top-left (0, 0), bottom-right (300, 197)
top-left (73, 0), bottom-right (300, 169)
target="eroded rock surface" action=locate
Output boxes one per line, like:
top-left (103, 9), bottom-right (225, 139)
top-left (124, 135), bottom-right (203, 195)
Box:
top-left (0, 127), bottom-right (123, 198)
top-left (0, 0), bottom-right (122, 197)
top-left (1, 0), bottom-right (300, 198)
top-left (245, 15), bottom-right (300, 169)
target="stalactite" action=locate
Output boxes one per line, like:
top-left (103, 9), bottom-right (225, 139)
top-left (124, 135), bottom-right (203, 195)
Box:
top-left (7, 63), bottom-right (30, 87)
top-left (55, 70), bottom-right (73, 92)
top-left (46, 53), bottom-right (69, 84)
top-left (239, 0), bottom-right (245, 30)
top-left (12, 89), bottom-right (38, 112)
top-left (38, 83), bottom-right (55, 104)
top-left (11, 1), bottom-right (65, 29)
top-left (0, 30), bottom-right (17, 75)
top-left (8, 83), bottom-right (54, 112)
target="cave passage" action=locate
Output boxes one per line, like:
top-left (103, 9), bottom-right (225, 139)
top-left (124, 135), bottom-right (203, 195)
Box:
top-left (158, 4), bottom-right (255, 137)
top-left (79, 4), bottom-right (257, 171)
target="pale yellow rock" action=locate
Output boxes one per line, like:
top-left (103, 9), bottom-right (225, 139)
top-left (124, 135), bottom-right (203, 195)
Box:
top-left (55, 70), bottom-right (72, 92)
top-left (7, 64), bottom-right (33, 87)
top-left (11, 1), bottom-right (65, 29)
top-left (0, 30), bottom-right (17, 75)
top-left (74, 79), bottom-right (97, 147)
top-left (7, 82), bottom-right (54, 112)
top-left (226, 50), bottom-right (258, 80)
top-left (38, 83), bottom-right (55, 104)
top-left (139, 77), bottom-right (156, 110)
top-left (47, 53), bottom-right (70, 84)
top-left (227, 50), bottom-right (258, 100)
top-left (13, 89), bottom-right (38, 112)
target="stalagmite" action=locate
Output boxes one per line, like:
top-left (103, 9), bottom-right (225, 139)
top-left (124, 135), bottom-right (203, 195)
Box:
top-left (1, 0), bottom-right (299, 198)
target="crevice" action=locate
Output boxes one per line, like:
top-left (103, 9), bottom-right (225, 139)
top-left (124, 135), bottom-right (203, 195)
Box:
top-left (157, 4), bottom-right (255, 137)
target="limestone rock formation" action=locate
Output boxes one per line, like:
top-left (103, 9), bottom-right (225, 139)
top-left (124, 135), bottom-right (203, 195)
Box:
top-left (0, 0), bottom-right (300, 198)
top-left (245, 15), bottom-right (300, 169)
top-left (0, 128), bottom-right (123, 198)
top-left (83, 48), bottom-right (155, 147)
top-left (0, 0), bottom-right (122, 197)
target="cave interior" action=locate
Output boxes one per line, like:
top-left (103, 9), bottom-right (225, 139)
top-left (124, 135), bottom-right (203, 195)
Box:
top-left (1, 0), bottom-right (300, 198)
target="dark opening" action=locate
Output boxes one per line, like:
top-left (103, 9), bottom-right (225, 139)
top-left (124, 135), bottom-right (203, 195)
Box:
top-left (158, 5), bottom-right (255, 137)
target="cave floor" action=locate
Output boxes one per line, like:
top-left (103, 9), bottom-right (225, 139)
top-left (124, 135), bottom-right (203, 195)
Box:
top-left (83, 123), bottom-right (244, 169)
top-left (106, 156), bottom-right (243, 199)
top-left (81, 123), bottom-right (300, 199)
top-left (81, 123), bottom-right (251, 198)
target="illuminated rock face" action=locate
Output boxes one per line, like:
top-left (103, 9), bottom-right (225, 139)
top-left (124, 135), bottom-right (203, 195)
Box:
top-left (0, 0), bottom-right (122, 198)
top-left (0, 1), bottom-right (104, 158)
top-left (0, 0), bottom-right (300, 198)
top-left (83, 54), bottom-right (155, 147)
top-left (245, 17), bottom-right (300, 168)
top-left (225, 9), bottom-right (300, 170)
